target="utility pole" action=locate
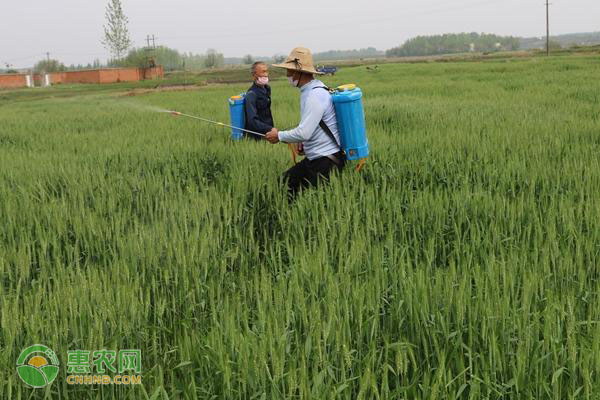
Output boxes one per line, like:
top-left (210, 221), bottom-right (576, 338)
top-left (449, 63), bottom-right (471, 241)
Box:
top-left (545, 0), bottom-right (550, 56)
top-left (145, 34), bottom-right (157, 49)
top-left (145, 34), bottom-right (157, 69)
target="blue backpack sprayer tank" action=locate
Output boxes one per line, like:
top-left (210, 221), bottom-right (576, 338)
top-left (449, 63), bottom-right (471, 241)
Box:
top-left (331, 84), bottom-right (369, 171)
top-left (228, 94), bottom-right (246, 140)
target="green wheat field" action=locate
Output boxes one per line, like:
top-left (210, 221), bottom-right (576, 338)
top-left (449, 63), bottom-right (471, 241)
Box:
top-left (1, 55), bottom-right (599, 399)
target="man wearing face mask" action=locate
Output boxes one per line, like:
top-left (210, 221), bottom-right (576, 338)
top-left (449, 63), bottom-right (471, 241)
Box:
top-left (244, 61), bottom-right (274, 140)
top-left (266, 47), bottom-right (345, 197)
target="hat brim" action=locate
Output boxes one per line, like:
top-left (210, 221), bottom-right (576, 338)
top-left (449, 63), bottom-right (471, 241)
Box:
top-left (272, 62), bottom-right (324, 75)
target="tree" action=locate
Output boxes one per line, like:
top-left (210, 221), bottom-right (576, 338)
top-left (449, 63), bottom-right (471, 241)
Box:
top-left (102, 0), bottom-right (132, 61)
top-left (204, 49), bottom-right (224, 68)
top-left (386, 33), bottom-right (521, 57)
top-left (272, 54), bottom-right (286, 63)
top-left (182, 53), bottom-right (207, 70)
top-left (313, 48), bottom-right (383, 61)
top-left (34, 59), bottom-right (66, 74)
top-left (242, 54), bottom-right (254, 65)
top-left (548, 40), bottom-right (562, 51)
top-left (123, 46), bottom-right (182, 71)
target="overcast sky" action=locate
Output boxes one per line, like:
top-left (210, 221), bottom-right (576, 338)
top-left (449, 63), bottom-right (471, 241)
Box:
top-left (1, 0), bottom-right (598, 68)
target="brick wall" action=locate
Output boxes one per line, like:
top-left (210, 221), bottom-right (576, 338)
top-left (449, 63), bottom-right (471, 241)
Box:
top-left (0, 74), bottom-right (28, 89)
top-left (48, 72), bottom-right (65, 84)
top-left (142, 66), bottom-right (164, 80)
top-left (64, 70), bottom-right (102, 84)
top-left (2, 66), bottom-right (163, 88)
top-left (98, 68), bottom-right (140, 83)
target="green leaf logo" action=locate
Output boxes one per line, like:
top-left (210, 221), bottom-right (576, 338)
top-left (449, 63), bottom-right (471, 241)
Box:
top-left (16, 345), bottom-right (60, 388)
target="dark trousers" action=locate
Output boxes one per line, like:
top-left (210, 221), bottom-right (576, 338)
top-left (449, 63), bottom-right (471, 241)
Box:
top-left (282, 152), bottom-right (345, 198)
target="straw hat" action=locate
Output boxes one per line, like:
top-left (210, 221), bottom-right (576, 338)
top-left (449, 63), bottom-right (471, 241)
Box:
top-left (272, 47), bottom-right (323, 75)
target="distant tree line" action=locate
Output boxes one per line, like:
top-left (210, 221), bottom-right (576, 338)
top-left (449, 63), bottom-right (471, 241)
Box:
top-left (34, 59), bottom-right (67, 74)
top-left (224, 54), bottom-right (284, 65)
top-left (386, 33), bottom-right (520, 57)
top-left (313, 47), bottom-right (384, 61)
top-left (222, 48), bottom-right (384, 65)
top-left (519, 31), bottom-right (600, 50)
top-left (27, 47), bottom-right (226, 74)
top-left (116, 47), bottom-right (225, 70)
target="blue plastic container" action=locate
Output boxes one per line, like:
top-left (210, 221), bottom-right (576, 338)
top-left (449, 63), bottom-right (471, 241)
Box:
top-left (332, 84), bottom-right (369, 160)
top-left (228, 94), bottom-right (246, 140)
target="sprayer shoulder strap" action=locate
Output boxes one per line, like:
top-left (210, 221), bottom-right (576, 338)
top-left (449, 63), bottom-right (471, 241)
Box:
top-left (318, 120), bottom-right (340, 149)
top-left (313, 85), bottom-right (334, 94)
top-left (312, 86), bottom-right (341, 149)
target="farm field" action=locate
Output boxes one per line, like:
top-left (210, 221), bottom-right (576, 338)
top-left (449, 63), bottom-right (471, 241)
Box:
top-left (1, 55), bottom-right (600, 399)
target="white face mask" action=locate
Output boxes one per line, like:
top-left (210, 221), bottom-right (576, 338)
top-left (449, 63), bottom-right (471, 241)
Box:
top-left (256, 76), bottom-right (269, 86)
top-left (288, 76), bottom-right (299, 87)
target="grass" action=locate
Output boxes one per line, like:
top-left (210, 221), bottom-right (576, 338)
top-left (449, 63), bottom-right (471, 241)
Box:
top-left (0, 55), bottom-right (599, 399)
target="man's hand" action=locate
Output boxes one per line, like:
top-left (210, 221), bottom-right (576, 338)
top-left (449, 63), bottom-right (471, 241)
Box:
top-left (265, 128), bottom-right (279, 144)
top-left (297, 143), bottom-right (304, 155)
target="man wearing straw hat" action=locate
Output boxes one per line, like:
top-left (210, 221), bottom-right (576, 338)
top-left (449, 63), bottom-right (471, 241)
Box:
top-left (265, 47), bottom-right (345, 198)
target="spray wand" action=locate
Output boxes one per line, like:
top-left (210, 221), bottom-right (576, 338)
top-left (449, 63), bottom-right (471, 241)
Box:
top-left (168, 110), bottom-right (300, 163)
top-left (168, 111), bottom-right (265, 137)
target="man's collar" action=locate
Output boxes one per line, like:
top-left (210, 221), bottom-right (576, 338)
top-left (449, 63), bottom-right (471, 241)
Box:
top-left (300, 79), bottom-right (317, 92)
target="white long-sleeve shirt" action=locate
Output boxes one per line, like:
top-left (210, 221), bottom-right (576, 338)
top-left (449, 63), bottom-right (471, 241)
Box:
top-left (278, 79), bottom-right (341, 160)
